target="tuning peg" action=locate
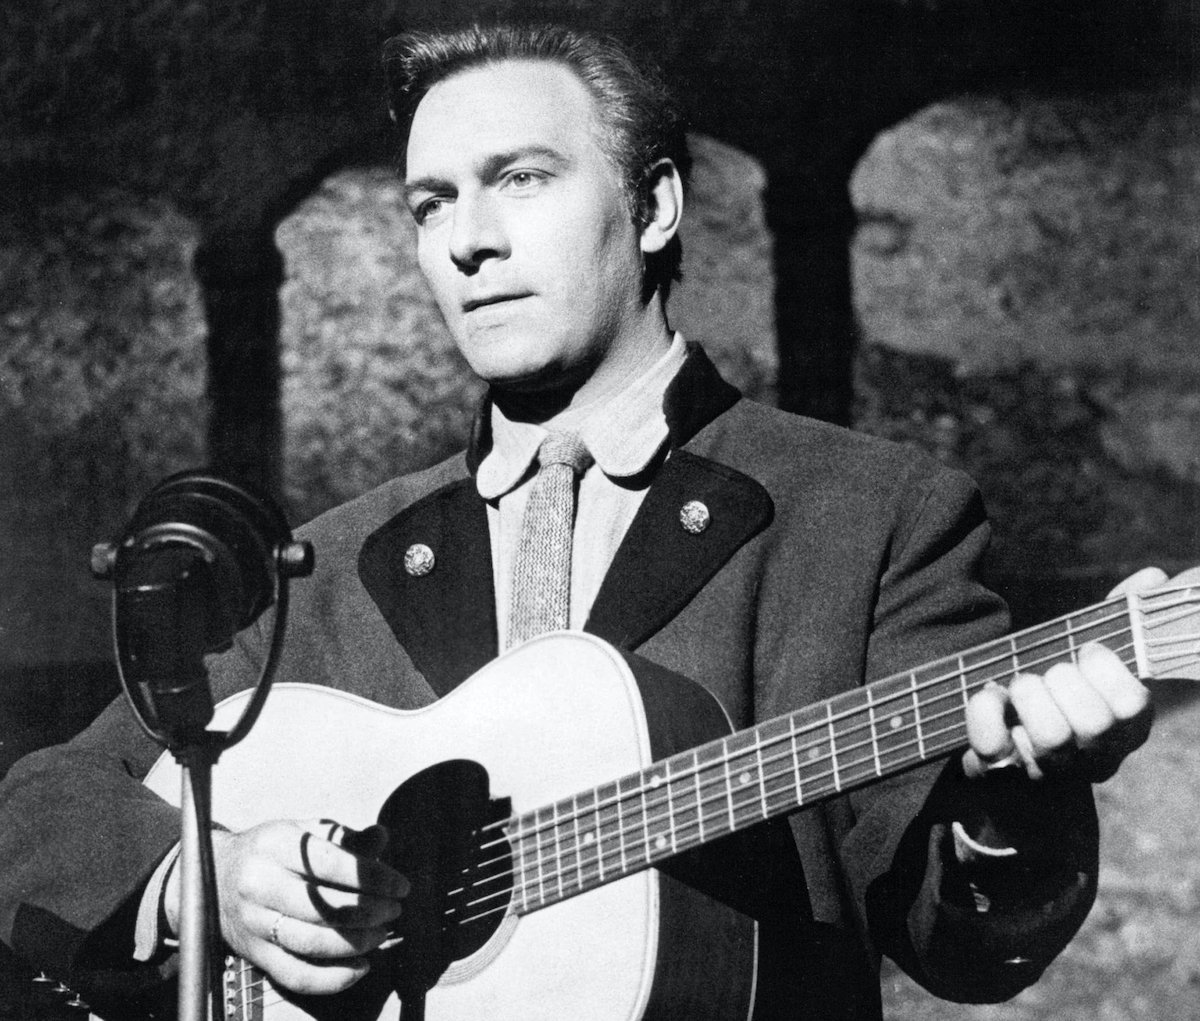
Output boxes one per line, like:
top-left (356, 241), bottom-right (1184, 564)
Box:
top-left (67, 994), bottom-right (90, 1010)
top-left (32, 971), bottom-right (54, 983)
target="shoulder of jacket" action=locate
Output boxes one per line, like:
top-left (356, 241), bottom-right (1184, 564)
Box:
top-left (701, 399), bottom-right (950, 479)
top-left (296, 451), bottom-right (471, 552)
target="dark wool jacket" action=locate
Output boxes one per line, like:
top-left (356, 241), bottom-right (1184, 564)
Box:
top-left (0, 346), bottom-right (1098, 1019)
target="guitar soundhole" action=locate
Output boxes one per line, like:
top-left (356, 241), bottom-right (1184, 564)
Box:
top-left (375, 760), bottom-right (513, 998)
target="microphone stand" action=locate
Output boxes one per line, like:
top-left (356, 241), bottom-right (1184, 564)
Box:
top-left (176, 738), bottom-right (221, 1021)
top-left (93, 477), bottom-right (312, 1021)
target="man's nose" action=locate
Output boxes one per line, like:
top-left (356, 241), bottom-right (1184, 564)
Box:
top-left (448, 192), bottom-right (509, 269)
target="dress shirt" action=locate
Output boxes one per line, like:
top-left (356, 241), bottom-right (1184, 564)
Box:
top-left (477, 333), bottom-right (688, 650)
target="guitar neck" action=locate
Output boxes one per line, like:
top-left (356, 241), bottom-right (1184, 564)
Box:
top-left (506, 585), bottom-right (1185, 916)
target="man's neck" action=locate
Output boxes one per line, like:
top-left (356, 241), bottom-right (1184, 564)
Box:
top-left (494, 314), bottom-right (674, 428)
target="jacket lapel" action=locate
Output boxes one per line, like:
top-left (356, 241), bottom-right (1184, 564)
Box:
top-left (585, 449), bottom-right (774, 648)
top-left (358, 478), bottom-right (498, 697)
top-left (359, 344), bottom-right (769, 681)
top-left (585, 346), bottom-right (774, 649)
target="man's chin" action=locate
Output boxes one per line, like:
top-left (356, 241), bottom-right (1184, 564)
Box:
top-left (482, 360), bottom-right (599, 421)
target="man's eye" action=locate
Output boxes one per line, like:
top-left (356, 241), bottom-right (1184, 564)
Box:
top-left (504, 170), bottom-right (544, 191)
top-left (414, 197), bottom-right (450, 225)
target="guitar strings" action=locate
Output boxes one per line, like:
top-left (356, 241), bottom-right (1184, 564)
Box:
top-left (486, 593), bottom-right (1200, 916)
top-left (226, 586), bottom-right (1199, 1004)
top-left (511, 583), bottom-right (1199, 867)
top-left (496, 614), bottom-right (1141, 874)
top-left (455, 601), bottom-right (1179, 917)
top-left (442, 619), bottom-right (1149, 923)
top-left (428, 589), bottom-right (1200, 922)
top-left (451, 600), bottom-right (1198, 926)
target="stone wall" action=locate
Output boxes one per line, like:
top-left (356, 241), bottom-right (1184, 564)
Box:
top-left (851, 85), bottom-right (1200, 621)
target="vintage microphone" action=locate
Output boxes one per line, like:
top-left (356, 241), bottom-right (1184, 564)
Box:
top-left (92, 470), bottom-right (313, 1021)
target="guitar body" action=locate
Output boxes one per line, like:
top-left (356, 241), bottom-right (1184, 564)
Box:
top-left (145, 633), bottom-right (773, 1021)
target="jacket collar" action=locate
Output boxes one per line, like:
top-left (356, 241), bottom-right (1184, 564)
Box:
top-left (464, 341), bottom-right (741, 474)
top-left (361, 343), bottom-right (768, 696)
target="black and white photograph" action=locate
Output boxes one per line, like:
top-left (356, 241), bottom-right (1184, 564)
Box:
top-left (1, 3), bottom-right (1196, 1019)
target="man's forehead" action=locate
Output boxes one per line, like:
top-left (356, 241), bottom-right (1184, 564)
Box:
top-left (405, 59), bottom-right (603, 175)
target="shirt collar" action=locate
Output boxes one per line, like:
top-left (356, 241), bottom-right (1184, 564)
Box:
top-left (476, 332), bottom-right (688, 501)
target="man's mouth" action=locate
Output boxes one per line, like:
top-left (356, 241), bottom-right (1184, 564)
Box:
top-left (462, 293), bottom-right (530, 313)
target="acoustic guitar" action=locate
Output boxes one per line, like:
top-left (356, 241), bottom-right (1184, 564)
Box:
top-left (139, 570), bottom-right (1200, 1021)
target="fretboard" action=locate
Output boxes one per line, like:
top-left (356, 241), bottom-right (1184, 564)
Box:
top-left (505, 595), bottom-right (1143, 916)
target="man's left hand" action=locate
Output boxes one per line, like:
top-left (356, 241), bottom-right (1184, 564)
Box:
top-left (961, 567), bottom-right (1163, 784)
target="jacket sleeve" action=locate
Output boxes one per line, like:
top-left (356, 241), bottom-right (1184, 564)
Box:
top-left (841, 464), bottom-right (1099, 1003)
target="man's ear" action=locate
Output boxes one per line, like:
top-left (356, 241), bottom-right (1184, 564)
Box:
top-left (638, 159), bottom-right (684, 255)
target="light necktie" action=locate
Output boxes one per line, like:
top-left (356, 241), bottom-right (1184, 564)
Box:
top-left (507, 431), bottom-right (593, 647)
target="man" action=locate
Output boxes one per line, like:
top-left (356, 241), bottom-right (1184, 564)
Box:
top-left (0, 22), bottom-right (1156, 1020)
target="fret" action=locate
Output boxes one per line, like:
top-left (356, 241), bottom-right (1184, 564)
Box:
top-left (638, 769), bottom-right (653, 864)
top-left (725, 729), bottom-right (763, 827)
top-left (826, 702), bottom-right (840, 790)
top-left (957, 654), bottom-right (971, 712)
top-left (533, 805), bottom-right (551, 905)
top-left (1009, 634), bottom-right (1021, 678)
top-left (574, 787), bottom-right (600, 889)
top-left (594, 780), bottom-right (622, 883)
top-left (695, 738), bottom-right (731, 841)
top-left (908, 672), bottom-right (925, 760)
top-left (911, 661), bottom-right (965, 750)
top-left (667, 750), bottom-right (700, 854)
top-left (758, 716), bottom-right (799, 815)
top-left (721, 741), bottom-right (737, 829)
top-left (692, 749), bottom-right (705, 843)
top-left (789, 713), bottom-right (804, 804)
top-left (550, 801), bottom-right (564, 901)
top-left (614, 774), bottom-right (644, 872)
top-left (644, 763), bottom-right (673, 859)
top-left (612, 778), bottom-right (628, 874)
top-left (869, 673), bottom-right (918, 773)
top-left (865, 685), bottom-right (883, 777)
top-left (755, 737), bottom-right (768, 819)
top-left (960, 642), bottom-right (1000, 694)
top-left (1065, 617), bottom-right (1079, 665)
top-left (827, 691), bottom-right (870, 789)
top-left (570, 791), bottom-right (585, 894)
top-left (1070, 601), bottom-right (1126, 650)
top-left (1124, 591), bottom-right (1151, 676)
top-left (794, 703), bottom-right (834, 799)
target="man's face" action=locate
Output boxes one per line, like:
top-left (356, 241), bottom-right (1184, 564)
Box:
top-left (404, 60), bottom-right (647, 395)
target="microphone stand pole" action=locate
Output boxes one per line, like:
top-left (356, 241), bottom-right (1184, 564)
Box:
top-left (177, 739), bottom-right (221, 1021)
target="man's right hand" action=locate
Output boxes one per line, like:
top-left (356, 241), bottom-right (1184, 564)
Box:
top-left (165, 819), bottom-right (409, 995)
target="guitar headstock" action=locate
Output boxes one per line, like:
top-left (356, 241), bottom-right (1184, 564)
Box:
top-left (1131, 566), bottom-right (1200, 681)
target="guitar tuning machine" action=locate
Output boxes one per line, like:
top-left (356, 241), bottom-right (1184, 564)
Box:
top-left (67, 994), bottom-right (90, 1010)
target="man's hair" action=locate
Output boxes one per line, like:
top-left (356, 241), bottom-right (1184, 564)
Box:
top-left (382, 23), bottom-right (690, 298)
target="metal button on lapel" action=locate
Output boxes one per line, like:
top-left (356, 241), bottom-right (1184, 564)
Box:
top-left (679, 500), bottom-right (711, 534)
top-left (404, 543), bottom-right (435, 577)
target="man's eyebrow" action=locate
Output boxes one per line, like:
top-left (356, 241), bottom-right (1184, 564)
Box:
top-left (403, 175), bottom-right (449, 203)
top-left (403, 145), bottom-right (571, 201)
